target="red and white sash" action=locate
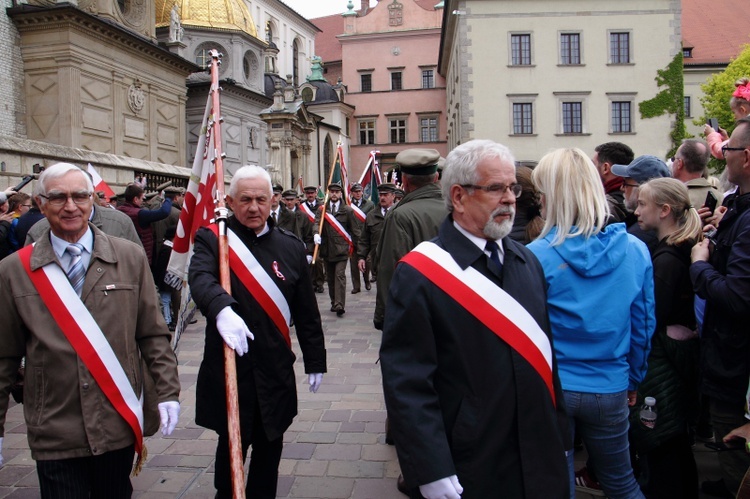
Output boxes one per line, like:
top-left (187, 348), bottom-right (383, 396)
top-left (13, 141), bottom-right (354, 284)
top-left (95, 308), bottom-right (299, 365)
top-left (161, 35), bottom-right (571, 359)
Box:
top-left (400, 242), bottom-right (556, 406)
top-left (17, 245), bottom-right (146, 459)
top-left (324, 211), bottom-right (354, 254)
top-left (300, 202), bottom-right (316, 223)
top-left (350, 203), bottom-right (366, 223)
top-left (208, 225), bottom-right (292, 348)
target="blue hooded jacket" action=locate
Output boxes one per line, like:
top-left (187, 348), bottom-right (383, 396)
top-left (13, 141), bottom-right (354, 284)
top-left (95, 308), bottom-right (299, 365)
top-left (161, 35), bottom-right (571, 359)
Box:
top-left (528, 223), bottom-right (655, 393)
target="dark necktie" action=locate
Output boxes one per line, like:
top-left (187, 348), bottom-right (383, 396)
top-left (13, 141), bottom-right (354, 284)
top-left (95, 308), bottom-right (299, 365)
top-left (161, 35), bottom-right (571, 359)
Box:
top-left (485, 240), bottom-right (503, 277)
top-left (273, 210), bottom-right (277, 222)
top-left (66, 243), bottom-right (85, 296)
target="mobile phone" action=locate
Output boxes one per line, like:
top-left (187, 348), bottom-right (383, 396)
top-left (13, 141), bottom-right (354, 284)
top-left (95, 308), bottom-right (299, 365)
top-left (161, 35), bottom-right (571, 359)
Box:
top-left (707, 117), bottom-right (720, 131)
top-left (704, 191), bottom-right (718, 215)
top-left (13, 174), bottom-right (34, 192)
top-left (706, 440), bottom-right (745, 452)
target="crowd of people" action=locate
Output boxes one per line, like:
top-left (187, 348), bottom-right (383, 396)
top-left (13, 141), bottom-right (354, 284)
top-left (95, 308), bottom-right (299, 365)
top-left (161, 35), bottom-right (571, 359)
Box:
top-left (0, 83), bottom-right (748, 498)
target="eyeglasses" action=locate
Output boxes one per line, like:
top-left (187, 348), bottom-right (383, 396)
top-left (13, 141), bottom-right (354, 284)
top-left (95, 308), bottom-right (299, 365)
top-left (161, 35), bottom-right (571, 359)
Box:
top-left (21, 204), bottom-right (32, 208)
top-left (721, 145), bottom-right (747, 157)
top-left (39, 192), bottom-right (92, 207)
top-left (622, 182), bottom-right (640, 188)
top-left (461, 183), bottom-right (523, 198)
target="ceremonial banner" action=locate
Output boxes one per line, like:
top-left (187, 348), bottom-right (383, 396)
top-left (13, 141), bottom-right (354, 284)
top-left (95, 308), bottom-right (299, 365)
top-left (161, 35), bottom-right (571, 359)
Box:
top-left (87, 164), bottom-right (116, 201)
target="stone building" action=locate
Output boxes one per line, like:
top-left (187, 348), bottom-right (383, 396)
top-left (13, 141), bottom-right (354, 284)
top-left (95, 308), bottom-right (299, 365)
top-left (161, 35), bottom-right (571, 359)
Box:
top-left (440, 0), bottom-right (682, 162)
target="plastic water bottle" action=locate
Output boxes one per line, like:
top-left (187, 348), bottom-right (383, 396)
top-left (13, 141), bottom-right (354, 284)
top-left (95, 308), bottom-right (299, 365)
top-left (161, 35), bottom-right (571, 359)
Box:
top-left (639, 397), bottom-right (657, 429)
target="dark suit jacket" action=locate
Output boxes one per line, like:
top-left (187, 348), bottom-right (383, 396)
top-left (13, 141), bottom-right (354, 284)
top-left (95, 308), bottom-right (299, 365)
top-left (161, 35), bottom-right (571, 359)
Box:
top-left (380, 217), bottom-right (569, 498)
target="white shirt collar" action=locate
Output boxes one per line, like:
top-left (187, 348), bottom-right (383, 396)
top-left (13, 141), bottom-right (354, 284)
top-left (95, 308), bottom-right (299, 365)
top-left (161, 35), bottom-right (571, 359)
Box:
top-left (453, 220), bottom-right (504, 264)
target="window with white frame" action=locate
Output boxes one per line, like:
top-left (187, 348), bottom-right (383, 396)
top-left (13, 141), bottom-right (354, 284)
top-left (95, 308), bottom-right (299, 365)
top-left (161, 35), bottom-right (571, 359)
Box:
top-left (560, 33), bottom-right (581, 65)
top-left (389, 117), bottom-right (407, 143)
top-left (609, 32), bottom-right (631, 64)
top-left (510, 34), bottom-right (532, 66)
top-left (359, 119), bottom-right (376, 144)
top-left (419, 116), bottom-right (439, 142)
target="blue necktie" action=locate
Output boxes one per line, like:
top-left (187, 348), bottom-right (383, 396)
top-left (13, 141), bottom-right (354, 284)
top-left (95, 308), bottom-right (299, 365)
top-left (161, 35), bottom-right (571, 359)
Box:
top-left (66, 243), bottom-right (85, 296)
top-left (485, 240), bottom-right (503, 277)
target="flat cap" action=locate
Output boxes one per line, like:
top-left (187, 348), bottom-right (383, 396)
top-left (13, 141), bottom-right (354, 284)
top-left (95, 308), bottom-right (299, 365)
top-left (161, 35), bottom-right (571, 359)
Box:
top-left (164, 186), bottom-right (186, 195)
top-left (350, 182), bottom-right (363, 191)
top-left (395, 148), bottom-right (441, 175)
top-left (377, 183), bottom-right (397, 193)
top-left (272, 183), bottom-right (283, 193)
top-left (282, 189), bottom-right (298, 198)
top-left (394, 188), bottom-right (405, 198)
top-left (327, 182), bottom-right (343, 191)
top-left (303, 185), bottom-right (318, 192)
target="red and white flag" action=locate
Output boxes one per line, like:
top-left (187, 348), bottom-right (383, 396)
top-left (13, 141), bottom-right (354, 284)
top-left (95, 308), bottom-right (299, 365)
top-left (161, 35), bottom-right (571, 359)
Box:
top-left (87, 163), bottom-right (116, 202)
top-left (164, 95), bottom-right (218, 348)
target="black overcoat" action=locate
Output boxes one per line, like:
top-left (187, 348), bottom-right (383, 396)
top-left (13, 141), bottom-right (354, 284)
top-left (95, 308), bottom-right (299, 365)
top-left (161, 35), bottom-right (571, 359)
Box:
top-left (189, 217), bottom-right (326, 440)
top-left (380, 217), bottom-right (569, 498)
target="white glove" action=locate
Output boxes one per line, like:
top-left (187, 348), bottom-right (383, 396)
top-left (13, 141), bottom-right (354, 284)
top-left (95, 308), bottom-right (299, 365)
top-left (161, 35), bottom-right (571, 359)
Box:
top-left (313, 234), bottom-right (322, 245)
top-left (306, 254), bottom-right (313, 264)
top-left (308, 373), bottom-right (323, 393)
top-left (158, 401), bottom-right (180, 436)
top-left (419, 475), bottom-right (463, 499)
top-left (0, 436), bottom-right (3, 467)
top-left (216, 307), bottom-right (254, 356)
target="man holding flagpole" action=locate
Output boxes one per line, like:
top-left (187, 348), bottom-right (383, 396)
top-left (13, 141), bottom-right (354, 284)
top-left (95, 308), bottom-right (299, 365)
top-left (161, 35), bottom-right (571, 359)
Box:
top-left (380, 140), bottom-right (569, 498)
top-left (189, 165), bottom-right (326, 498)
top-left (313, 182), bottom-right (360, 317)
top-left (301, 185), bottom-right (325, 293)
top-left (348, 182), bottom-right (375, 293)
top-left (0, 162), bottom-right (181, 497)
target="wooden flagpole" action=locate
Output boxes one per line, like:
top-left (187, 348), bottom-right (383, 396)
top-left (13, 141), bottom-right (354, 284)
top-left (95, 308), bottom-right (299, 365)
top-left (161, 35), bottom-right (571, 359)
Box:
top-left (311, 140), bottom-right (343, 265)
top-left (208, 49), bottom-right (245, 498)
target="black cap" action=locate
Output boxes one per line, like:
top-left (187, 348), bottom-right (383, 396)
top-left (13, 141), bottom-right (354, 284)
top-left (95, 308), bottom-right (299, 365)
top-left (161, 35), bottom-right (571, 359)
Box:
top-left (272, 183), bottom-right (283, 193)
top-left (351, 183), bottom-right (363, 192)
top-left (327, 182), bottom-right (343, 191)
top-left (377, 183), bottom-right (397, 193)
top-left (282, 189), bottom-right (298, 198)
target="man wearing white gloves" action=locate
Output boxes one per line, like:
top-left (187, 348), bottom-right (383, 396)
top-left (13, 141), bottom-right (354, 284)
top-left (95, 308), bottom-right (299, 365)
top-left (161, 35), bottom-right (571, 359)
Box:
top-left (0, 163), bottom-right (180, 496)
top-left (189, 165), bottom-right (326, 499)
top-left (380, 141), bottom-right (569, 498)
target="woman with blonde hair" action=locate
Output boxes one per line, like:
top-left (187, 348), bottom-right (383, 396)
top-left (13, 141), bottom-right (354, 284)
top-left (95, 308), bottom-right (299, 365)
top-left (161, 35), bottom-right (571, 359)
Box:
top-left (527, 147), bottom-right (654, 499)
top-left (630, 178), bottom-right (702, 498)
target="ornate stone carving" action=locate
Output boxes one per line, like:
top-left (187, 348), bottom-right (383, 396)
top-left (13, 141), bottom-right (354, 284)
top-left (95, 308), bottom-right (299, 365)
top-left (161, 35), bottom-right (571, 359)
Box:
top-left (127, 78), bottom-right (145, 114)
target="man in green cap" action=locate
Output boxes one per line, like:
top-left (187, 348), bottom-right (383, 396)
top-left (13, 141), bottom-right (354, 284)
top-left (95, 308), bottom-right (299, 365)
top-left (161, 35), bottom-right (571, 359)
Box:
top-left (313, 183), bottom-right (360, 316)
top-left (278, 189), bottom-right (314, 259)
top-left (375, 148), bottom-right (447, 330)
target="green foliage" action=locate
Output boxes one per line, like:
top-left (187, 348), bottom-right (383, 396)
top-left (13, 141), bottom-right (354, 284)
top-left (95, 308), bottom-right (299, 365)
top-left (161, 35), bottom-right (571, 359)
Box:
top-left (639, 52), bottom-right (686, 158)
top-left (698, 44), bottom-right (750, 173)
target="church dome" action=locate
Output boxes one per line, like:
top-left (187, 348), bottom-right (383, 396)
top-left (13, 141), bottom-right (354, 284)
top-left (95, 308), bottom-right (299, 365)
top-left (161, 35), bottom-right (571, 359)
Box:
top-left (156, 0), bottom-right (258, 39)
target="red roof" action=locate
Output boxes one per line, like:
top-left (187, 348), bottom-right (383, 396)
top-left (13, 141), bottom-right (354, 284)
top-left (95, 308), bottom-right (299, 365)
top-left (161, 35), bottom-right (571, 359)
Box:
top-left (682, 0), bottom-right (750, 65)
top-left (312, 14), bottom-right (344, 64)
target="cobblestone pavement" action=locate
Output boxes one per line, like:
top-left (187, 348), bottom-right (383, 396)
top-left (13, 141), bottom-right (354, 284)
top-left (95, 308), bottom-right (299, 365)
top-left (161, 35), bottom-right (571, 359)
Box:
top-left (0, 277), bottom-right (725, 498)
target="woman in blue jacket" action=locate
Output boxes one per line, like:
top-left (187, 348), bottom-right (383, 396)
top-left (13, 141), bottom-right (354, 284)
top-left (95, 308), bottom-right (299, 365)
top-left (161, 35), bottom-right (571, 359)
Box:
top-left (528, 148), bottom-right (655, 499)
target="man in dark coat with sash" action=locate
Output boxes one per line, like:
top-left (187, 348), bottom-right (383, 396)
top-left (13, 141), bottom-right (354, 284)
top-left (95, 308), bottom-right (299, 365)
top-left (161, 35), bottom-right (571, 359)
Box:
top-left (380, 140), bottom-right (569, 499)
top-left (189, 165), bottom-right (326, 499)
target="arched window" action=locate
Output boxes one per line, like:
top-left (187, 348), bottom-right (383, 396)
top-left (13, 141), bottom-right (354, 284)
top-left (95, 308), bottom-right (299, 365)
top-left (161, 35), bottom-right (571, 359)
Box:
top-left (292, 39), bottom-right (300, 87)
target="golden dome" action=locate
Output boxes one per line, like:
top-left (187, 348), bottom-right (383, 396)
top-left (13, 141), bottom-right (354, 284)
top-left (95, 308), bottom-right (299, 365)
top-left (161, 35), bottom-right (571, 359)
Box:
top-left (156, 0), bottom-right (258, 39)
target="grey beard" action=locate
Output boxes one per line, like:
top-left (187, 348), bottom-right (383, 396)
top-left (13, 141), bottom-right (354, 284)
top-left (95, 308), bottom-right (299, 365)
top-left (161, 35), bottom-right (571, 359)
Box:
top-left (483, 207), bottom-right (515, 240)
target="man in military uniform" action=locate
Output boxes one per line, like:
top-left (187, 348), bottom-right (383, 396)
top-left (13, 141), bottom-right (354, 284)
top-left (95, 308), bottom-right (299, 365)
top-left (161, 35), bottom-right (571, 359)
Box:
top-left (301, 185), bottom-right (325, 293)
top-left (268, 184), bottom-right (283, 226)
top-left (278, 189), bottom-right (314, 259)
top-left (313, 183), bottom-right (360, 317)
top-left (357, 183), bottom-right (396, 287)
top-left (348, 183), bottom-right (375, 293)
top-left (374, 149), bottom-right (447, 330)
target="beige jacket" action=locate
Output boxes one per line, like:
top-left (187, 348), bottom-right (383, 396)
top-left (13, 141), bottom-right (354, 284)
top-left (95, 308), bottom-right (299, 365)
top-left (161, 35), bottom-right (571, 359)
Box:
top-left (0, 224), bottom-right (179, 460)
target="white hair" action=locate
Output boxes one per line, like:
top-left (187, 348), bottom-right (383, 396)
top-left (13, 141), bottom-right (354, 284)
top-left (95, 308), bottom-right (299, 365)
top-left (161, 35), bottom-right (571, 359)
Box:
top-left (228, 165), bottom-right (272, 198)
